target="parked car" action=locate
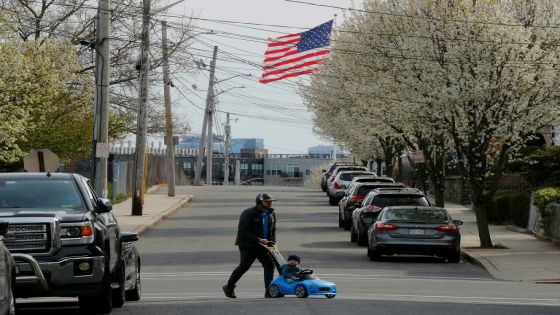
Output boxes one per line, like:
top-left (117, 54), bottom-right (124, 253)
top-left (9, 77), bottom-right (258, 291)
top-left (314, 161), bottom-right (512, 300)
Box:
top-left (325, 165), bottom-right (368, 196)
top-left (0, 172), bottom-right (141, 314)
top-left (320, 162), bottom-right (356, 192)
top-left (338, 182), bottom-right (406, 230)
top-left (349, 175), bottom-right (394, 186)
top-left (0, 221), bottom-right (15, 315)
top-left (351, 188), bottom-right (430, 245)
top-left (367, 206), bottom-right (463, 263)
top-left (328, 171), bottom-right (375, 206)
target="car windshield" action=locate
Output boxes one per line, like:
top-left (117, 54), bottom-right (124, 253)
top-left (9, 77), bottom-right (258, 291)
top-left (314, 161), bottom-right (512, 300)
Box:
top-left (384, 208), bottom-right (449, 222)
top-left (357, 186), bottom-right (377, 197)
top-left (372, 195), bottom-right (430, 208)
top-left (0, 178), bottom-right (84, 211)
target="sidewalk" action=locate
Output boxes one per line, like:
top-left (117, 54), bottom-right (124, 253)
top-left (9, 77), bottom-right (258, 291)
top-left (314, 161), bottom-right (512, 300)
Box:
top-left (444, 200), bottom-right (560, 283)
top-left (112, 185), bottom-right (193, 235)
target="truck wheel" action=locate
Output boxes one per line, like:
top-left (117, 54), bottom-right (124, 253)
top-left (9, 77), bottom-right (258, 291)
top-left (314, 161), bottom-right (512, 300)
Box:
top-left (79, 259), bottom-right (113, 314)
top-left (112, 261), bottom-right (126, 308)
top-left (125, 258), bottom-right (141, 301)
top-left (328, 195), bottom-right (338, 206)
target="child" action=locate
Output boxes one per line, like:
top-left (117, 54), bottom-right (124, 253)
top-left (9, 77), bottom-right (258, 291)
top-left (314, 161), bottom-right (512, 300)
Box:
top-left (281, 255), bottom-right (302, 284)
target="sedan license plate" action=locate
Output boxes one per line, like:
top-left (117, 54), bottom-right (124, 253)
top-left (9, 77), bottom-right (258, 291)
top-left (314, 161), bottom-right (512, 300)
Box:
top-left (409, 229), bottom-right (425, 235)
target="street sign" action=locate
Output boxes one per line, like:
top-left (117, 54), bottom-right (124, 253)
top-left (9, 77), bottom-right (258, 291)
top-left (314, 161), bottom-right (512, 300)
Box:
top-left (23, 149), bottom-right (59, 172)
top-left (96, 142), bottom-right (110, 158)
top-left (411, 150), bottom-right (425, 164)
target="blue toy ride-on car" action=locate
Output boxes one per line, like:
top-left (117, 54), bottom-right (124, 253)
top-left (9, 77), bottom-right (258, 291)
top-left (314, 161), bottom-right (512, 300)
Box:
top-left (262, 243), bottom-right (337, 299)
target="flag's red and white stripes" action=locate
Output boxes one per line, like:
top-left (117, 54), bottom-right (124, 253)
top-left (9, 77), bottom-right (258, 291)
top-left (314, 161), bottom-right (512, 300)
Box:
top-left (260, 33), bottom-right (330, 84)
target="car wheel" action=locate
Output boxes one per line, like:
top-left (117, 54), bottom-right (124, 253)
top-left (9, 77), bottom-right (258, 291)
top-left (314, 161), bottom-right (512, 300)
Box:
top-left (321, 184), bottom-right (327, 192)
top-left (112, 261), bottom-right (126, 308)
top-left (350, 225), bottom-right (357, 242)
top-left (295, 285), bottom-right (309, 298)
top-left (328, 195), bottom-right (338, 206)
top-left (357, 231), bottom-right (367, 246)
top-left (325, 294), bottom-right (336, 299)
top-left (447, 250), bottom-right (460, 263)
top-left (79, 258), bottom-right (113, 314)
top-left (125, 258), bottom-right (141, 301)
top-left (343, 217), bottom-right (351, 231)
top-left (338, 212), bottom-right (344, 228)
top-left (368, 245), bottom-right (381, 261)
top-left (269, 284), bottom-right (282, 298)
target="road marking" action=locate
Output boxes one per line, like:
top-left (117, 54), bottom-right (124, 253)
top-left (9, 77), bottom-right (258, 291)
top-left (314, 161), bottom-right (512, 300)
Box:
top-left (135, 293), bottom-right (560, 306)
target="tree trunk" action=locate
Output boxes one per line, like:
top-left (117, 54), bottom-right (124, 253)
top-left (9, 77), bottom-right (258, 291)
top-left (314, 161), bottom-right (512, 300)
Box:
top-left (376, 159), bottom-right (383, 176)
top-left (396, 155), bottom-right (403, 182)
top-left (433, 151), bottom-right (445, 207)
top-left (471, 186), bottom-right (493, 248)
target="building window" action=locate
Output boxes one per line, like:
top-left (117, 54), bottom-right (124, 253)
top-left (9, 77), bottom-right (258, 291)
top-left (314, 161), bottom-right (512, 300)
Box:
top-left (240, 163), bottom-right (249, 176)
top-left (251, 164), bottom-right (263, 176)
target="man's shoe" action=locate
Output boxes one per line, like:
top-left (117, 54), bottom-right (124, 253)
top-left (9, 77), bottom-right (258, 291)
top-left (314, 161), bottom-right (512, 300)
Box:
top-left (264, 291), bottom-right (272, 298)
top-left (222, 285), bottom-right (237, 298)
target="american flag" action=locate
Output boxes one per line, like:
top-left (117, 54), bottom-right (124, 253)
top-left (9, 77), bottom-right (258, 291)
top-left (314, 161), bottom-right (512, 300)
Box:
top-left (260, 20), bottom-right (333, 84)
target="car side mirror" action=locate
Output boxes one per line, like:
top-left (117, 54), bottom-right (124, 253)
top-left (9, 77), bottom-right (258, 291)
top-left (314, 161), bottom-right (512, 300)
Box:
top-left (453, 219), bottom-right (463, 226)
top-left (96, 198), bottom-right (113, 213)
top-left (120, 232), bottom-right (139, 242)
top-left (0, 221), bottom-right (8, 236)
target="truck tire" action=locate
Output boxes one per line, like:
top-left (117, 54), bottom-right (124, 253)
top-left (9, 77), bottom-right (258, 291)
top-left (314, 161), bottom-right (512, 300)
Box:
top-left (125, 259), bottom-right (141, 301)
top-left (112, 261), bottom-right (126, 308)
top-left (79, 258), bottom-right (113, 314)
top-left (328, 195), bottom-right (338, 206)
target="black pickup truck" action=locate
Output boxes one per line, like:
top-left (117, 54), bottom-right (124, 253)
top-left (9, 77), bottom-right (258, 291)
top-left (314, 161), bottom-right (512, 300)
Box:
top-left (0, 172), bottom-right (140, 314)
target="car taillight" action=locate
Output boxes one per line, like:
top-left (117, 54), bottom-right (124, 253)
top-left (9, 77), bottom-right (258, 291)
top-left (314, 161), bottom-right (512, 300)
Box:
top-left (434, 224), bottom-right (459, 234)
top-left (351, 196), bottom-right (364, 202)
top-left (375, 223), bottom-right (399, 232)
top-left (333, 182), bottom-right (341, 189)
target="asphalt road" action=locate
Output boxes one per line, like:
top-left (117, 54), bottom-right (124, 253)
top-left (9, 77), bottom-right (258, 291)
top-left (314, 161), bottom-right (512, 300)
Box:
top-left (17, 186), bottom-right (560, 314)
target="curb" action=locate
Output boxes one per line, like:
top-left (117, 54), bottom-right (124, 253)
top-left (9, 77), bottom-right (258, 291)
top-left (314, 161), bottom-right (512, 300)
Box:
top-left (460, 247), bottom-right (506, 281)
top-left (132, 195), bottom-right (193, 235)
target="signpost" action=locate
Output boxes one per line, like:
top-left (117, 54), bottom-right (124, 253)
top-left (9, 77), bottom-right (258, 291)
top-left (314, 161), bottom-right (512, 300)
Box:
top-left (23, 149), bottom-right (59, 172)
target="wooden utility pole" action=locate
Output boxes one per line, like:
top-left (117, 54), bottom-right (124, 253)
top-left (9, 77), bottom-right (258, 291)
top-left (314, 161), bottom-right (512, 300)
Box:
top-left (206, 88), bottom-right (215, 185)
top-left (223, 112), bottom-right (231, 185)
top-left (194, 46), bottom-right (218, 185)
top-left (132, 0), bottom-right (151, 215)
top-left (93, 0), bottom-right (111, 197)
top-left (162, 21), bottom-right (175, 197)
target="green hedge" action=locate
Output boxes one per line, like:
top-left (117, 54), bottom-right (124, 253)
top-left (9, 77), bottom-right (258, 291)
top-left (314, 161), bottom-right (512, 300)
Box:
top-left (533, 187), bottom-right (560, 236)
top-left (485, 190), bottom-right (531, 228)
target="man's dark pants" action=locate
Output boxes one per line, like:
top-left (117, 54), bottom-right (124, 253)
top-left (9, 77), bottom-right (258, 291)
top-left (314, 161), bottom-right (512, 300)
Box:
top-left (227, 247), bottom-right (274, 292)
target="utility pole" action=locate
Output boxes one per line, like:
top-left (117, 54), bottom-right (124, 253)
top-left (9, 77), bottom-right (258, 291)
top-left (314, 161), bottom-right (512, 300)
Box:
top-left (132, 0), bottom-right (151, 215)
top-left (223, 112), bottom-right (231, 185)
top-left (93, 0), bottom-right (111, 197)
top-left (194, 46), bottom-right (218, 185)
top-left (162, 21), bottom-right (175, 197)
top-left (206, 89), bottom-right (215, 185)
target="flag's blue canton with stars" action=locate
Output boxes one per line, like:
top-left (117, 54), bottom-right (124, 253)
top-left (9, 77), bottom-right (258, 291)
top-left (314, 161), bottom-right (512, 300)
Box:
top-left (298, 20), bottom-right (333, 53)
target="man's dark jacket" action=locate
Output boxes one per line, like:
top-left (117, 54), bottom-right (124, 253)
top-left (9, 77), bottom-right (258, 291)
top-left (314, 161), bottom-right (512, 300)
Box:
top-left (235, 205), bottom-right (276, 249)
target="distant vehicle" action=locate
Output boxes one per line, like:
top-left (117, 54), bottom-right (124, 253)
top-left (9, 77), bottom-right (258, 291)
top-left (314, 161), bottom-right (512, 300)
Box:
top-left (320, 162), bottom-right (356, 192)
top-left (351, 188), bottom-right (430, 245)
top-left (0, 172), bottom-right (141, 314)
top-left (367, 206), bottom-right (463, 263)
top-left (325, 165), bottom-right (368, 196)
top-left (348, 175), bottom-right (395, 186)
top-left (327, 170), bottom-right (374, 205)
top-left (0, 221), bottom-right (15, 315)
top-left (240, 178), bottom-right (264, 186)
top-left (338, 182), bottom-right (406, 230)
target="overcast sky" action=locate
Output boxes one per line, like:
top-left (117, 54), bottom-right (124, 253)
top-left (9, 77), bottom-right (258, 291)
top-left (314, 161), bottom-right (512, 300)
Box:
top-left (161, 0), bottom-right (356, 153)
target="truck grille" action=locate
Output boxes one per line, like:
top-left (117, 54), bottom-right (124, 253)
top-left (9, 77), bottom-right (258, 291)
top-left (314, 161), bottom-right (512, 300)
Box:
top-left (4, 223), bottom-right (50, 253)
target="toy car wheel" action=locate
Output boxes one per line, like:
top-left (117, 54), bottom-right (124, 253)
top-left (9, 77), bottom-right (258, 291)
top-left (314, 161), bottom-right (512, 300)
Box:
top-left (325, 294), bottom-right (336, 299)
top-left (269, 285), bottom-right (282, 298)
top-left (295, 285), bottom-right (309, 298)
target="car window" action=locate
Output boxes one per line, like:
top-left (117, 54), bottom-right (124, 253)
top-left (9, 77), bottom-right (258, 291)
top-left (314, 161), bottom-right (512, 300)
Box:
top-left (384, 208), bottom-right (449, 222)
top-left (362, 193), bottom-right (374, 206)
top-left (0, 178), bottom-right (85, 211)
top-left (372, 195), bottom-right (430, 208)
top-left (357, 186), bottom-right (376, 197)
top-left (82, 179), bottom-right (98, 206)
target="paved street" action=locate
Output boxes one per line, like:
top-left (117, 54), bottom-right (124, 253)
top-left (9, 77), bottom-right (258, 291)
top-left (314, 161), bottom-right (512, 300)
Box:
top-left (17, 186), bottom-right (560, 314)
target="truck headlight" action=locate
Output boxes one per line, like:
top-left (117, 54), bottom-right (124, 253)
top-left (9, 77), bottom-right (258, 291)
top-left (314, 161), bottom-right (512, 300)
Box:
top-left (61, 222), bottom-right (94, 244)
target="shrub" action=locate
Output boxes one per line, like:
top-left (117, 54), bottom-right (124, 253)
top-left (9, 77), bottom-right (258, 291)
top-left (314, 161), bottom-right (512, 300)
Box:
top-left (533, 187), bottom-right (560, 237)
top-left (507, 191), bottom-right (531, 228)
top-left (486, 190), bottom-right (514, 224)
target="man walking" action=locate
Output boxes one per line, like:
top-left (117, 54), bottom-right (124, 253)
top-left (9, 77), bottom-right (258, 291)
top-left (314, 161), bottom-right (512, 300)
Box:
top-left (222, 193), bottom-right (277, 298)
